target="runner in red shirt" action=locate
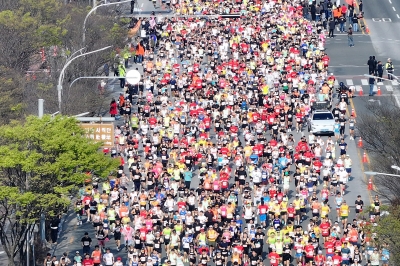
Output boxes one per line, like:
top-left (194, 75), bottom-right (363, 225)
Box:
top-left (324, 237), bottom-right (335, 257)
top-left (315, 250), bottom-right (326, 266)
top-left (82, 254), bottom-right (94, 266)
top-left (320, 217), bottom-right (331, 242)
top-left (332, 251), bottom-right (342, 265)
top-left (258, 202), bottom-right (268, 228)
top-left (287, 203), bottom-right (296, 224)
top-left (268, 249), bottom-right (281, 266)
top-left (148, 115), bottom-right (157, 129)
top-left (304, 243), bottom-right (315, 264)
top-left (220, 174), bottom-right (229, 191)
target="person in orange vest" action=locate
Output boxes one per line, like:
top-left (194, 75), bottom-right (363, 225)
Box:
top-left (135, 42), bottom-right (145, 63)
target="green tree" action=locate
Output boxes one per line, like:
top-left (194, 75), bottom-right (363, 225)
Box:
top-left (0, 0), bottom-right (128, 121)
top-left (0, 115), bottom-right (119, 265)
top-left (363, 204), bottom-right (400, 265)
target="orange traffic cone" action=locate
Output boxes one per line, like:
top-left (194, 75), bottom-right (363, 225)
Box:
top-left (351, 108), bottom-right (356, 117)
top-left (363, 151), bottom-right (368, 163)
top-left (359, 89), bottom-right (363, 96)
top-left (368, 178), bottom-right (373, 190)
top-left (365, 26), bottom-right (370, 34)
top-left (358, 137), bottom-right (363, 148)
top-left (377, 87), bottom-right (381, 96)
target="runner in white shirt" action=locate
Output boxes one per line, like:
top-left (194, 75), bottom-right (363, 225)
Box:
top-left (103, 249), bottom-right (114, 266)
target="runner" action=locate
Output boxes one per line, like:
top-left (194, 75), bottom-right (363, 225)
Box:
top-left (55, 0), bottom-right (387, 265)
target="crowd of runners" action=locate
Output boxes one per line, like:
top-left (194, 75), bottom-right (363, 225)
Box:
top-left (47, 0), bottom-right (393, 265)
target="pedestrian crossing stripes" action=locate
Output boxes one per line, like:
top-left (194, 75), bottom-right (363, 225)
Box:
top-left (332, 79), bottom-right (399, 93)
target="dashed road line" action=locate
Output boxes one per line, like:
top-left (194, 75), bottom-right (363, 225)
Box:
top-left (393, 7), bottom-right (396, 11)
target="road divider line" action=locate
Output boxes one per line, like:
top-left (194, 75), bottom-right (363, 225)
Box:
top-left (389, 0), bottom-right (392, 3)
top-left (397, 14), bottom-right (400, 19)
top-left (393, 7), bottom-right (396, 11)
top-left (350, 98), bottom-right (373, 204)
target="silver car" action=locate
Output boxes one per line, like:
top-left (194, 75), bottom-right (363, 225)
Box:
top-left (308, 110), bottom-right (335, 135)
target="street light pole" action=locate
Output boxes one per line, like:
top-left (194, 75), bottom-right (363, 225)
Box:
top-left (364, 171), bottom-right (400, 178)
top-left (82, 0), bottom-right (131, 44)
top-left (57, 46), bottom-right (112, 114)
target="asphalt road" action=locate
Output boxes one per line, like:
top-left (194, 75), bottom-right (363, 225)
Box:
top-left (49, 6), bottom-right (384, 266)
top-left (362, 0), bottom-right (400, 68)
top-left (53, 58), bottom-right (375, 266)
top-left (325, 13), bottom-right (400, 206)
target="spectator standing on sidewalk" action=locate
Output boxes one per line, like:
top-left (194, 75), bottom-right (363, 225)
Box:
top-left (352, 14), bottom-right (358, 32)
top-left (377, 61), bottom-right (384, 82)
top-left (118, 63), bottom-right (126, 88)
top-left (109, 99), bottom-right (118, 118)
top-left (328, 18), bottom-right (335, 38)
top-left (339, 15), bottom-right (346, 32)
top-left (50, 215), bottom-right (61, 244)
top-left (103, 63), bottom-right (109, 76)
top-left (347, 27), bottom-right (354, 47)
top-left (385, 58), bottom-right (394, 80)
top-left (369, 73), bottom-right (376, 96)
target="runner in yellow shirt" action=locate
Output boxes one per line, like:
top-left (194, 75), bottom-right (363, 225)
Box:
top-left (339, 200), bottom-right (350, 226)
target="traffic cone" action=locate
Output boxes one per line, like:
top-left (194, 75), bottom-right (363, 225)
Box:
top-left (351, 108), bottom-right (356, 117)
top-left (358, 137), bottom-right (363, 148)
top-left (377, 87), bottom-right (381, 96)
top-left (362, 151), bottom-right (368, 163)
top-left (365, 26), bottom-right (370, 34)
top-left (368, 178), bottom-right (373, 190)
top-left (359, 89), bottom-right (363, 96)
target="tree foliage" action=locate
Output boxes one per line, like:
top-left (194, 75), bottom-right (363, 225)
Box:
top-left (0, 0), bottom-right (128, 121)
top-left (0, 115), bottom-right (120, 265)
top-left (363, 205), bottom-right (400, 265)
top-left (356, 98), bottom-right (400, 203)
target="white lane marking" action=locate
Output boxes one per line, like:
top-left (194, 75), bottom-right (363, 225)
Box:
top-left (346, 79), bottom-right (354, 85)
top-left (377, 82), bottom-right (384, 86)
top-left (361, 79), bottom-right (369, 85)
top-left (389, 0), bottom-right (392, 3)
top-left (373, 85), bottom-right (378, 92)
top-left (395, 95), bottom-right (400, 107)
top-left (392, 80), bottom-right (399, 85)
top-left (394, 7), bottom-right (396, 11)
top-left (355, 85), bottom-right (363, 91)
top-left (386, 85), bottom-right (394, 91)
top-left (334, 80), bottom-right (339, 86)
top-left (397, 14), bottom-right (400, 19)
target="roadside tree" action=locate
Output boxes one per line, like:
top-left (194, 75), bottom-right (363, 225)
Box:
top-left (0, 115), bottom-right (119, 265)
top-left (356, 98), bottom-right (400, 203)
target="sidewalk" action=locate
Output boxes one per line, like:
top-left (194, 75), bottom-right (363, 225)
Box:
top-left (52, 60), bottom-right (144, 258)
top-left (52, 2), bottom-right (150, 258)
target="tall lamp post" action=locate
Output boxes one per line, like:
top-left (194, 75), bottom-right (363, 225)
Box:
top-left (82, 0), bottom-right (131, 44)
top-left (57, 46), bottom-right (112, 114)
top-left (364, 171), bottom-right (400, 178)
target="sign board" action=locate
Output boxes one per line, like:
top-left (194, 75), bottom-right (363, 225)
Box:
top-left (372, 18), bottom-right (392, 22)
top-left (126, 69), bottom-right (141, 85)
top-left (80, 123), bottom-right (114, 147)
